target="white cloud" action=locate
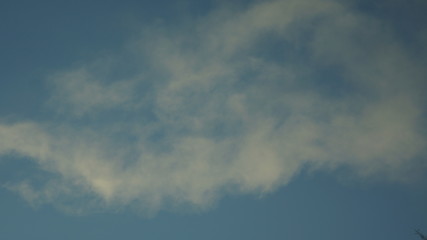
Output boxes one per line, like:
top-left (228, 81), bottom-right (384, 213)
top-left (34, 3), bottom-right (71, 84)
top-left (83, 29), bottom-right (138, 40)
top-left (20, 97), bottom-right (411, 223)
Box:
top-left (47, 59), bottom-right (141, 117)
top-left (0, 0), bottom-right (426, 214)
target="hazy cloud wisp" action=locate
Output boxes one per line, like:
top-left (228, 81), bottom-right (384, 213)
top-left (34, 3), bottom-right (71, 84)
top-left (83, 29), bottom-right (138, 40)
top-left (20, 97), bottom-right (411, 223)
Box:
top-left (0, 0), bottom-right (426, 214)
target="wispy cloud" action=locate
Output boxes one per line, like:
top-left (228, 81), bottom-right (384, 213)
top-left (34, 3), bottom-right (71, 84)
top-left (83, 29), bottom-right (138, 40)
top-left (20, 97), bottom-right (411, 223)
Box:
top-left (1, 0), bottom-right (426, 214)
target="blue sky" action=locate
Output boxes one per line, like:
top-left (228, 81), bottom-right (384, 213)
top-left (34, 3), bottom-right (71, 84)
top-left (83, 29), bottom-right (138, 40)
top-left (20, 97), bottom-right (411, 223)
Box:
top-left (1, 0), bottom-right (427, 239)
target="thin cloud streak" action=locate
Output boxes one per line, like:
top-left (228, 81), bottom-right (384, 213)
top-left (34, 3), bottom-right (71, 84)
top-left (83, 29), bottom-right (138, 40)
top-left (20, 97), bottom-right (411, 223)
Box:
top-left (0, 0), bottom-right (426, 214)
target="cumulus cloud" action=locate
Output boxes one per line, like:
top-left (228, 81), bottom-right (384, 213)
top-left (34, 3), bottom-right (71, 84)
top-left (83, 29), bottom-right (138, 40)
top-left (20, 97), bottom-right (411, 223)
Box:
top-left (0, 0), bottom-right (426, 214)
